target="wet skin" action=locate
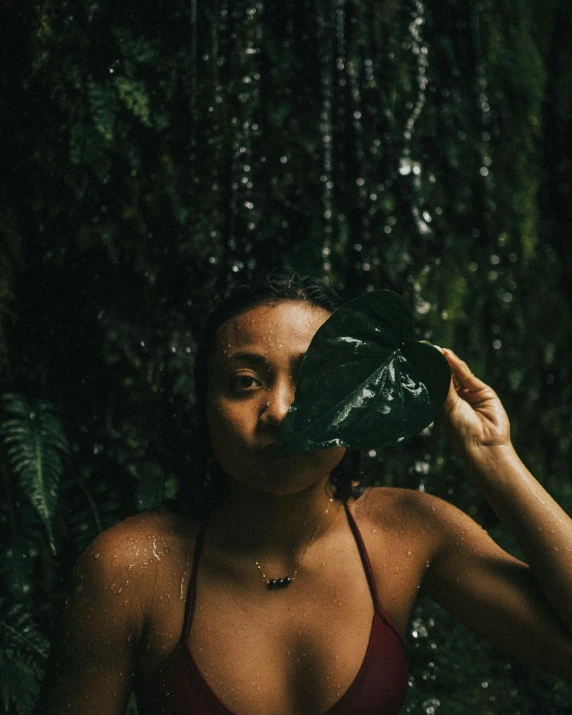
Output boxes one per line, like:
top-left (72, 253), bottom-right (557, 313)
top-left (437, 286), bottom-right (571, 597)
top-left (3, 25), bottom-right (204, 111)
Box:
top-left (36, 301), bottom-right (572, 715)
top-left (206, 300), bottom-right (346, 496)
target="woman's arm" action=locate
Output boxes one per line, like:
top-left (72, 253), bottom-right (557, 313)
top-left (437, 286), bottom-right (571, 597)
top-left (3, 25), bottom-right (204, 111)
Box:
top-left (35, 524), bottom-right (147, 715)
top-left (443, 349), bottom-right (572, 629)
top-left (420, 349), bottom-right (572, 677)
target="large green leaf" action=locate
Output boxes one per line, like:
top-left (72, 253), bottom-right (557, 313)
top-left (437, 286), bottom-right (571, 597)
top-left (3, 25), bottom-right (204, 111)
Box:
top-left (276, 291), bottom-right (451, 454)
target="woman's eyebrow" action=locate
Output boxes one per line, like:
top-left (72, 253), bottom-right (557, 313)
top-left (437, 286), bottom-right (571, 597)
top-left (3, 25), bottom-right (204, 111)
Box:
top-left (226, 351), bottom-right (272, 368)
top-left (225, 351), bottom-right (307, 372)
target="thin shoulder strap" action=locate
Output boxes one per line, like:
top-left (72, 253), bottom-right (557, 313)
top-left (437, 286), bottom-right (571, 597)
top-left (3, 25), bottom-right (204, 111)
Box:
top-left (343, 502), bottom-right (383, 615)
top-left (180, 520), bottom-right (208, 643)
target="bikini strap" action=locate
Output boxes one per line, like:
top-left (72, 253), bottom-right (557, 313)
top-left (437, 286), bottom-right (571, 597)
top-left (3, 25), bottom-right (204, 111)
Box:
top-left (343, 501), bottom-right (383, 616)
top-left (181, 520), bottom-right (208, 643)
top-left (343, 501), bottom-right (405, 645)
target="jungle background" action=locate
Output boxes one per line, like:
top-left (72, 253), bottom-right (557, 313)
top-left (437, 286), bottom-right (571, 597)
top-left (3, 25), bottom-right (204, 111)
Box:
top-left (1, 0), bottom-right (572, 712)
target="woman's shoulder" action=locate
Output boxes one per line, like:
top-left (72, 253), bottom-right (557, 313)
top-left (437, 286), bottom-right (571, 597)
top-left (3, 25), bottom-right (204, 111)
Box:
top-left (352, 485), bottom-right (473, 535)
top-left (353, 484), bottom-right (442, 512)
top-left (72, 508), bottom-right (199, 614)
top-left (83, 507), bottom-right (197, 560)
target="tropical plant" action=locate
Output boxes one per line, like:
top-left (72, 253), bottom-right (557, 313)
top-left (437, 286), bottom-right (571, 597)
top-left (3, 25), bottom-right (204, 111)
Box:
top-left (0, 395), bottom-right (67, 711)
top-left (0, 394), bottom-right (68, 553)
top-left (0, 601), bottom-right (48, 715)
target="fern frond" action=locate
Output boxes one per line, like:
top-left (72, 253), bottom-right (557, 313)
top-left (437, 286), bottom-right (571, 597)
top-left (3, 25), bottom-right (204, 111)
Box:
top-left (0, 601), bottom-right (48, 660)
top-left (1, 393), bottom-right (69, 553)
top-left (0, 600), bottom-right (48, 714)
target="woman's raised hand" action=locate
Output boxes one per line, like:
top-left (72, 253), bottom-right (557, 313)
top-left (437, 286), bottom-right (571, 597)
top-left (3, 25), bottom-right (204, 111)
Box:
top-left (438, 348), bottom-right (511, 459)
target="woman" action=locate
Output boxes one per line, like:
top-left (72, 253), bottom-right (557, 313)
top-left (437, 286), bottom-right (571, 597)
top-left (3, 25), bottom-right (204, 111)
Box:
top-left (38, 274), bottom-right (572, 714)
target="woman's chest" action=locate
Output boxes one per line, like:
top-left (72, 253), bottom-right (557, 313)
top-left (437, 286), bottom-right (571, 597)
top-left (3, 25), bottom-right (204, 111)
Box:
top-left (139, 521), bottom-right (422, 715)
top-left (187, 569), bottom-right (375, 715)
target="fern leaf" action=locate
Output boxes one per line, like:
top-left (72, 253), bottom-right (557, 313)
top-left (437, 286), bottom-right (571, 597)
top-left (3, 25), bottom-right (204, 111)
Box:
top-left (1, 393), bottom-right (69, 553)
top-left (0, 600), bottom-right (48, 715)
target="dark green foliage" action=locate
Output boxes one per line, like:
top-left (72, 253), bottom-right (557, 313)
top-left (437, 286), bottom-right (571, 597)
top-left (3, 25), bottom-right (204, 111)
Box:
top-left (277, 291), bottom-right (450, 453)
top-left (1, 0), bottom-right (571, 712)
top-left (0, 601), bottom-right (48, 715)
top-left (0, 395), bottom-right (68, 552)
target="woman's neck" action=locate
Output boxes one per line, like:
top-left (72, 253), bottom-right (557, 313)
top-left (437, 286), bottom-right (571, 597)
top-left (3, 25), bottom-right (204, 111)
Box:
top-left (210, 477), bottom-right (343, 559)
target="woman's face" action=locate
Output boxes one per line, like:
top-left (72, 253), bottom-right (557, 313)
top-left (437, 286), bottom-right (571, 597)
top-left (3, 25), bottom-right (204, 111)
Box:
top-left (206, 300), bottom-right (346, 495)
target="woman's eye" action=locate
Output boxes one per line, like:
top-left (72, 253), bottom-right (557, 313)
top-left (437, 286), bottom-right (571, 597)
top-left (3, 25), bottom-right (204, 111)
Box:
top-left (231, 375), bottom-right (260, 391)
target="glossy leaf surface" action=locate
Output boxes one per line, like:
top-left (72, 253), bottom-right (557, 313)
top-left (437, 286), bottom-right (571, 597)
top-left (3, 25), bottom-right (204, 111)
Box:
top-left (277, 291), bottom-right (451, 453)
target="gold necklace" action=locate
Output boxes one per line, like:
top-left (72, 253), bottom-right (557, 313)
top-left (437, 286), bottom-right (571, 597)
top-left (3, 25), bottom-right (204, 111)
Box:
top-left (232, 497), bottom-right (334, 591)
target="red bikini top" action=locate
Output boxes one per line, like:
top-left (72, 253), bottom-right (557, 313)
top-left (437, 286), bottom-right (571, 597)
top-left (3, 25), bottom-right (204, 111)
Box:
top-left (136, 503), bottom-right (408, 714)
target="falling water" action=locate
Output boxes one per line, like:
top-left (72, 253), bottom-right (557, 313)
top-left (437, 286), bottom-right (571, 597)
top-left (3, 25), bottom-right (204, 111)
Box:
top-left (399, 0), bottom-right (431, 238)
top-left (318, 0), bottom-right (335, 275)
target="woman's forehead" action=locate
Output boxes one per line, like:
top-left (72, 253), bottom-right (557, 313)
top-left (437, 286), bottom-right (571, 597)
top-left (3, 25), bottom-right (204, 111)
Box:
top-left (214, 300), bottom-right (331, 355)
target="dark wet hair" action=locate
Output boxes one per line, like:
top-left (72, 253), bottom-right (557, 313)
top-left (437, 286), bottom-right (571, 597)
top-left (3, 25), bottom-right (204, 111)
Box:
top-left (179, 273), bottom-right (361, 517)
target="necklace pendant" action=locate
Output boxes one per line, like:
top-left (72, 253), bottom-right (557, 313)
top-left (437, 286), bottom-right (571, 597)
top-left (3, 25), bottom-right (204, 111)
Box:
top-left (267, 577), bottom-right (293, 590)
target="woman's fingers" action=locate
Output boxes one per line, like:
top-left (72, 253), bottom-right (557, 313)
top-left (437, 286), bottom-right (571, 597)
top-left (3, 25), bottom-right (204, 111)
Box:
top-left (440, 348), bottom-right (487, 393)
top-left (435, 346), bottom-right (511, 453)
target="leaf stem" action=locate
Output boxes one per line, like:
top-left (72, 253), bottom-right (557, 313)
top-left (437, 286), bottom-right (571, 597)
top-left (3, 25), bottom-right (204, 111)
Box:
top-left (0, 619), bottom-right (48, 660)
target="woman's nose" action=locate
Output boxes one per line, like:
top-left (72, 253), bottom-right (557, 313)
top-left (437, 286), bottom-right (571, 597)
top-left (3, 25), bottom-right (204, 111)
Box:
top-left (259, 382), bottom-right (294, 427)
